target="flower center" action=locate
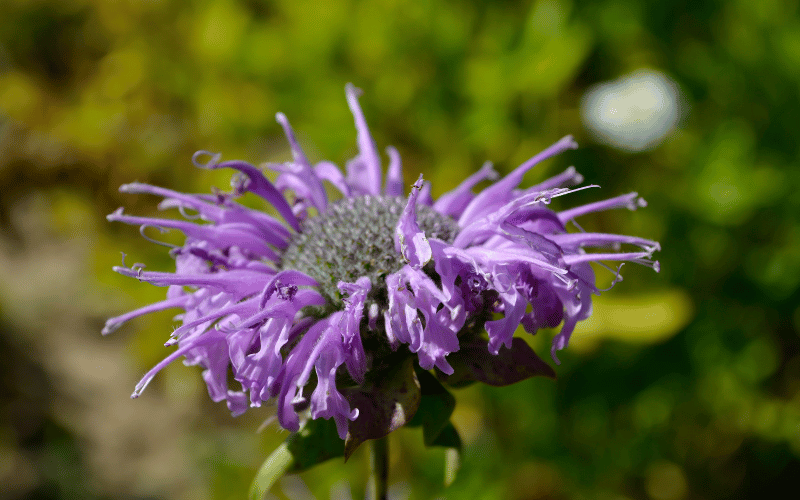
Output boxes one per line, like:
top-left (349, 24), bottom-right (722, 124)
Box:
top-left (280, 195), bottom-right (459, 313)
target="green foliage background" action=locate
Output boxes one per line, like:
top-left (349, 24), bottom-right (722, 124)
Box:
top-left (1, 0), bottom-right (798, 499)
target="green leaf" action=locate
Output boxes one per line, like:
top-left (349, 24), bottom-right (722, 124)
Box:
top-left (286, 417), bottom-right (345, 473)
top-left (250, 417), bottom-right (350, 499)
top-left (406, 368), bottom-right (457, 446)
top-left (249, 442), bottom-right (294, 500)
top-left (438, 337), bottom-right (556, 387)
top-left (430, 421), bottom-right (462, 449)
top-left (343, 357), bottom-right (421, 460)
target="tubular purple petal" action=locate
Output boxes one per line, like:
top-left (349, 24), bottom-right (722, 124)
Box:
top-left (345, 83), bottom-right (382, 195)
top-left (258, 270), bottom-right (320, 308)
top-left (522, 166), bottom-right (584, 194)
top-left (563, 251), bottom-right (658, 266)
top-left (120, 183), bottom-right (226, 221)
top-left (132, 330), bottom-right (226, 398)
top-left (486, 289), bottom-right (527, 355)
top-left (550, 232), bottom-right (661, 252)
top-left (458, 135), bottom-right (578, 225)
top-left (309, 331), bottom-right (359, 439)
top-left (338, 277), bottom-right (371, 383)
top-left (113, 267), bottom-right (272, 297)
top-left (273, 112), bottom-right (329, 213)
top-left (453, 189), bottom-right (566, 248)
top-left (314, 160), bottom-right (352, 197)
top-left (107, 210), bottom-right (283, 259)
top-left (390, 266), bottom-right (461, 373)
top-left (395, 175), bottom-right (433, 269)
top-left (384, 146), bottom-right (404, 197)
top-left (208, 159), bottom-right (301, 232)
top-left (417, 180), bottom-right (434, 206)
top-left (433, 161), bottom-right (498, 218)
top-left (103, 295), bottom-right (189, 335)
top-left (558, 192), bottom-right (646, 223)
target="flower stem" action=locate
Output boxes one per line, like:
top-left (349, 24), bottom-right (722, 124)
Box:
top-left (369, 436), bottom-right (389, 500)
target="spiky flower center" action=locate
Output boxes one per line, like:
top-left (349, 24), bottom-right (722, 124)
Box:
top-left (280, 196), bottom-right (459, 313)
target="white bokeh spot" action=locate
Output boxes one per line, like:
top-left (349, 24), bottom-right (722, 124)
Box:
top-left (581, 69), bottom-right (683, 152)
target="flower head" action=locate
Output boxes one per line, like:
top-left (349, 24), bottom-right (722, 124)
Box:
top-left (106, 84), bottom-right (659, 442)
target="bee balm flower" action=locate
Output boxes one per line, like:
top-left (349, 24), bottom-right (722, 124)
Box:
top-left (106, 84), bottom-right (659, 441)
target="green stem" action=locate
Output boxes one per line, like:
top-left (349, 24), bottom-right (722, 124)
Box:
top-left (369, 436), bottom-right (389, 500)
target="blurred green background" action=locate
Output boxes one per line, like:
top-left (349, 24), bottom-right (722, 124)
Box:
top-left (1, 0), bottom-right (798, 498)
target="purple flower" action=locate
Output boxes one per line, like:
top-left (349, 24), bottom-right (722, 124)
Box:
top-left (106, 84), bottom-right (659, 440)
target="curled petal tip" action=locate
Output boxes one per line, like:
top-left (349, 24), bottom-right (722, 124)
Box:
top-left (192, 150), bottom-right (222, 169)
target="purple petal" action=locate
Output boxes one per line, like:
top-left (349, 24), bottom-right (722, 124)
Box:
top-left (505, 205), bottom-right (566, 235)
top-left (453, 190), bottom-right (565, 248)
top-left (520, 166), bottom-right (584, 195)
top-left (384, 273), bottom-right (421, 348)
top-left (226, 391), bottom-right (249, 417)
top-left (459, 246), bottom-right (568, 277)
top-left (314, 161), bottom-right (351, 198)
top-left (103, 294), bottom-right (189, 335)
top-left (236, 319), bottom-right (289, 406)
top-left (113, 267), bottom-right (272, 298)
top-left (384, 146), bottom-right (404, 197)
top-left (310, 337), bottom-right (359, 439)
top-left (517, 270), bottom-right (564, 333)
top-left (394, 175), bottom-right (432, 269)
top-left (558, 192), bottom-right (646, 223)
top-left (550, 263), bottom-right (596, 364)
top-left (107, 210), bottom-right (282, 261)
top-left (258, 270), bottom-right (320, 307)
top-left (132, 331), bottom-right (225, 398)
top-left (563, 251), bottom-right (658, 267)
top-left (433, 161), bottom-right (498, 218)
top-left (338, 277), bottom-right (371, 383)
top-left (485, 288), bottom-right (527, 355)
top-left (119, 183), bottom-right (227, 221)
top-left (550, 232), bottom-right (660, 252)
top-left (392, 267), bottom-right (461, 374)
top-left (121, 183), bottom-right (292, 245)
top-left (345, 83), bottom-right (382, 195)
top-left (499, 222), bottom-right (564, 265)
top-left (417, 180), bottom-right (433, 206)
top-left (276, 319), bottom-right (330, 432)
top-left (194, 153), bottom-right (300, 232)
top-left (458, 136), bottom-right (578, 225)
top-left (272, 112), bottom-right (329, 213)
